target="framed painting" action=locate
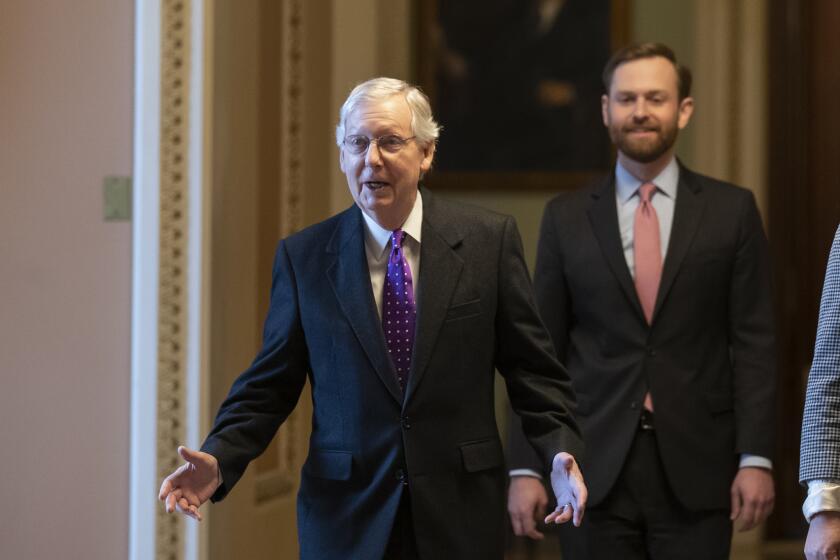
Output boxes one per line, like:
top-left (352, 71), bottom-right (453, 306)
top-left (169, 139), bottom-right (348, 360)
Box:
top-left (416, 0), bottom-right (631, 191)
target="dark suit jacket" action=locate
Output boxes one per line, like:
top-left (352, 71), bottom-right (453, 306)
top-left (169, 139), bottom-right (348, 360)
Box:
top-left (201, 190), bottom-right (582, 559)
top-left (510, 165), bottom-right (776, 511)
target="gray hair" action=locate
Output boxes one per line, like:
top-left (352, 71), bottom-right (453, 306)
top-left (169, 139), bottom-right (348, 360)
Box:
top-left (335, 77), bottom-right (441, 148)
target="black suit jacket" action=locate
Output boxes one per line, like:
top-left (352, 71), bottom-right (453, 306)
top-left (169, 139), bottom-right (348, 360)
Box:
top-left (201, 190), bottom-right (582, 559)
top-left (510, 165), bottom-right (775, 511)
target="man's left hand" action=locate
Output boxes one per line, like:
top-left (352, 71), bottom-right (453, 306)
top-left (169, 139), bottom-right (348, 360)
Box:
top-left (730, 467), bottom-right (775, 531)
top-left (546, 452), bottom-right (587, 527)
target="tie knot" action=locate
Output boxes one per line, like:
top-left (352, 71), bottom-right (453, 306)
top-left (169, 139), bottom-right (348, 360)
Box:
top-left (638, 182), bottom-right (656, 203)
top-left (391, 229), bottom-right (406, 249)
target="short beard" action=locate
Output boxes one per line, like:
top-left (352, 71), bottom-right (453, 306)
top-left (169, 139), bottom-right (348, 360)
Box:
top-left (610, 123), bottom-right (678, 164)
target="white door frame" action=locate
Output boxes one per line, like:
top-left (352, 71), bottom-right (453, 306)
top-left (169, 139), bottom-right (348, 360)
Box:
top-left (130, 1), bottom-right (211, 558)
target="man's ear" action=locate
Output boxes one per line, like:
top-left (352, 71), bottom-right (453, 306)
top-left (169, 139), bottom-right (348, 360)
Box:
top-left (601, 94), bottom-right (610, 127)
top-left (677, 96), bottom-right (695, 130)
top-left (339, 146), bottom-right (346, 173)
top-left (420, 142), bottom-right (436, 175)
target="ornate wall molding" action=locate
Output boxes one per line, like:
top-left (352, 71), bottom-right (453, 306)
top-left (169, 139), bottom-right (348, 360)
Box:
top-left (157, 0), bottom-right (190, 557)
top-left (280, 0), bottom-right (304, 238)
top-left (253, 0), bottom-right (306, 505)
top-left (277, 0), bottom-right (305, 487)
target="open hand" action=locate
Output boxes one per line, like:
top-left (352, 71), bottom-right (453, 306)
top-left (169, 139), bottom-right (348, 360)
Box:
top-left (546, 452), bottom-right (587, 527)
top-left (158, 446), bottom-right (221, 521)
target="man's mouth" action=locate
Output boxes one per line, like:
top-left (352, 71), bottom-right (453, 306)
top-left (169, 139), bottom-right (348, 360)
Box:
top-left (626, 127), bottom-right (658, 134)
top-left (363, 181), bottom-right (389, 190)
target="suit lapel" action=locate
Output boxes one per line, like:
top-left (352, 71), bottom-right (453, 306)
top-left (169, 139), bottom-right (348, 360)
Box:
top-left (326, 206), bottom-right (403, 403)
top-left (405, 193), bottom-right (464, 404)
top-left (653, 169), bottom-right (705, 321)
top-left (587, 175), bottom-right (646, 323)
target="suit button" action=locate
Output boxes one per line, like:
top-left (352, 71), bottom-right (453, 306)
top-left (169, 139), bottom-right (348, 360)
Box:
top-left (401, 416), bottom-right (411, 429)
top-left (630, 401), bottom-right (639, 410)
top-left (646, 347), bottom-right (656, 357)
top-left (395, 469), bottom-right (407, 485)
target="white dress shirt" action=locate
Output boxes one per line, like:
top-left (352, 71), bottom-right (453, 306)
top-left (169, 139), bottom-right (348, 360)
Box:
top-left (804, 480), bottom-right (840, 521)
top-left (360, 191), bottom-right (423, 317)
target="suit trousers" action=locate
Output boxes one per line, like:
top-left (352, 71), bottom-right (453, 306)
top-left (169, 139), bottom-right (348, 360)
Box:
top-left (383, 490), bottom-right (419, 560)
top-left (558, 424), bottom-right (732, 560)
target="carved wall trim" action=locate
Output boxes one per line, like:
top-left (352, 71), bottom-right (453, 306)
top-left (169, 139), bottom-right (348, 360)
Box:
top-left (280, 0), bottom-right (304, 237)
top-left (253, 0), bottom-right (306, 505)
top-left (157, 0), bottom-right (191, 557)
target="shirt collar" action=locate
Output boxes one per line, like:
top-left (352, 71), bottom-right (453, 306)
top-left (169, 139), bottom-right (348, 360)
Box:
top-left (361, 190), bottom-right (424, 259)
top-left (615, 157), bottom-right (680, 204)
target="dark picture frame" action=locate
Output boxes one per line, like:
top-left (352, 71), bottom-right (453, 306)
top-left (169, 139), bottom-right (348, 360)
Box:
top-left (416, 0), bottom-right (631, 191)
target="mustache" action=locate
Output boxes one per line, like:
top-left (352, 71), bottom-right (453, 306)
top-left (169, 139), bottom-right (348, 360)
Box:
top-left (622, 125), bottom-right (660, 133)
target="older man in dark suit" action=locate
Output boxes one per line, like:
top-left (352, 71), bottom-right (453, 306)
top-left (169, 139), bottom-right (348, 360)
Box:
top-left (158, 77), bottom-right (586, 559)
top-left (507, 43), bottom-right (777, 559)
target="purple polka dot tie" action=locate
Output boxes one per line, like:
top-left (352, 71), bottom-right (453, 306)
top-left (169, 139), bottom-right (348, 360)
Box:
top-left (383, 229), bottom-right (416, 391)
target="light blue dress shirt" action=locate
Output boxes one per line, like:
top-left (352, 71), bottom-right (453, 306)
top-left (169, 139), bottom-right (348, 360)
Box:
top-left (615, 158), bottom-right (678, 277)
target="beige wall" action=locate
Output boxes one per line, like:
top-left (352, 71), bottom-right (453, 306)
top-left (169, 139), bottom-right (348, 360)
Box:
top-left (0, 1), bottom-right (132, 558)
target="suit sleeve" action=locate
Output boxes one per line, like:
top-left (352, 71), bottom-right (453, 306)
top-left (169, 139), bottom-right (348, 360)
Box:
top-left (495, 213), bottom-right (583, 475)
top-left (728, 192), bottom-right (777, 458)
top-left (800, 225), bottom-right (840, 482)
top-left (201, 240), bottom-right (309, 501)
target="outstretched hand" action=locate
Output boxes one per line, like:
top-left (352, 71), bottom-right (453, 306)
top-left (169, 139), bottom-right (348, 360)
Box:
top-left (158, 446), bottom-right (221, 521)
top-left (546, 452), bottom-right (587, 527)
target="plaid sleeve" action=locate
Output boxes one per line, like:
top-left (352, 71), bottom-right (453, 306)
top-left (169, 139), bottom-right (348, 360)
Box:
top-left (800, 225), bottom-right (840, 482)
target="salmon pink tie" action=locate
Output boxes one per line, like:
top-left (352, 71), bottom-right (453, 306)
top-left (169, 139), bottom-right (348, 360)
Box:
top-left (634, 182), bottom-right (662, 324)
top-left (634, 182), bottom-right (661, 412)
top-left (383, 229), bottom-right (416, 391)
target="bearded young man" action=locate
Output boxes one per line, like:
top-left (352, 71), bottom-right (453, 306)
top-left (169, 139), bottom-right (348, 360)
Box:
top-left (506, 43), bottom-right (777, 559)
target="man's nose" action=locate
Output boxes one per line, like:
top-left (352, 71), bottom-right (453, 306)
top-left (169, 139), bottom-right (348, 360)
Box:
top-left (632, 99), bottom-right (650, 120)
top-left (364, 141), bottom-right (383, 166)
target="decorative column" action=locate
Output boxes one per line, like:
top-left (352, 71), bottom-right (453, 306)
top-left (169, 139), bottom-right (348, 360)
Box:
top-left (156, 0), bottom-right (192, 557)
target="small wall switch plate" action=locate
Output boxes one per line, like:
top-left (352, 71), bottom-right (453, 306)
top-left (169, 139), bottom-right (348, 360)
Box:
top-left (104, 176), bottom-right (132, 221)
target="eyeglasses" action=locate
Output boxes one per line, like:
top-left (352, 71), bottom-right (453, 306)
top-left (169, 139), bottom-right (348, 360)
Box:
top-left (342, 134), bottom-right (417, 155)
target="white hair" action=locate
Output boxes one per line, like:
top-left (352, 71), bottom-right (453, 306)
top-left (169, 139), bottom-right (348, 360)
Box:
top-left (335, 77), bottom-right (441, 148)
